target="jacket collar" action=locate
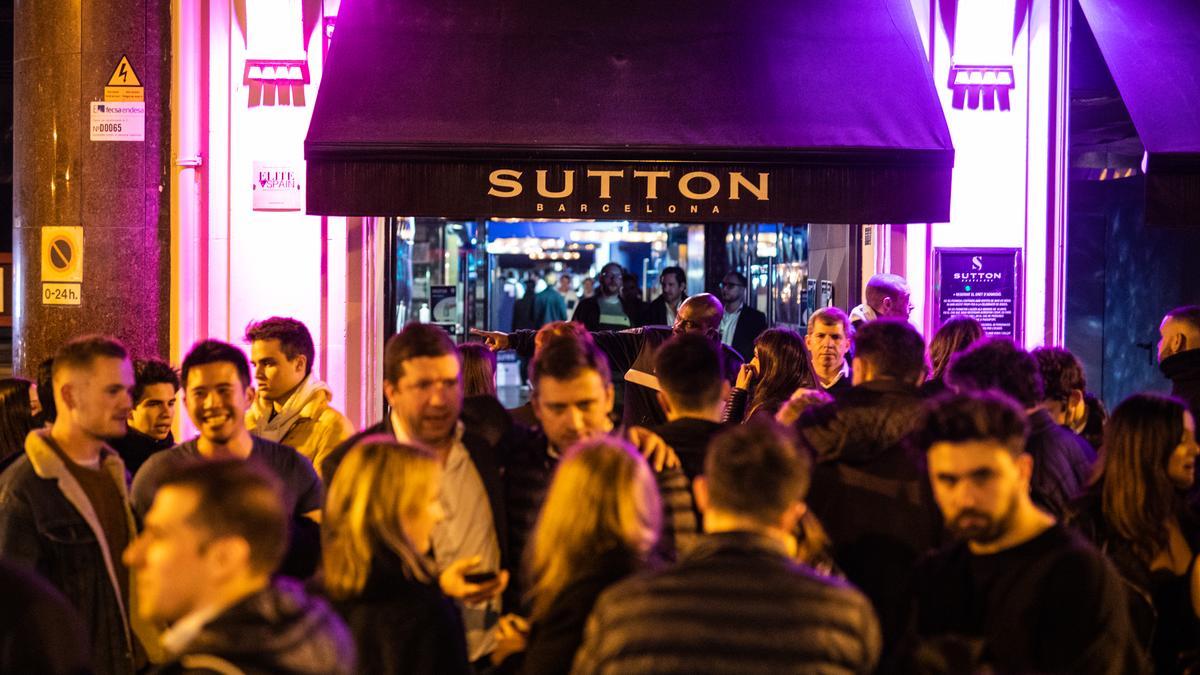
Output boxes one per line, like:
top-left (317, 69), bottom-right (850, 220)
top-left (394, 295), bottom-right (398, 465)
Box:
top-left (856, 378), bottom-right (922, 396)
top-left (1161, 348), bottom-right (1200, 382)
top-left (684, 530), bottom-right (791, 563)
top-left (23, 430), bottom-right (135, 650)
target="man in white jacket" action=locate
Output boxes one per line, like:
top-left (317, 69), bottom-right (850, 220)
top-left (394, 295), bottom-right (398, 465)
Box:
top-left (244, 317), bottom-right (354, 472)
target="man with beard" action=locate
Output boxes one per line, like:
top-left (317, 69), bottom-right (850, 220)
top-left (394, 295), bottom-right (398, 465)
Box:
top-left (1159, 305), bottom-right (1200, 430)
top-left (0, 335), bottom-right (150, 675)
top-left (905, 391), bottom-right (1144, 674)
top-left (572, 262), bottom-right (641, 331)
top-left (131, 340), bottom-right (323, 577)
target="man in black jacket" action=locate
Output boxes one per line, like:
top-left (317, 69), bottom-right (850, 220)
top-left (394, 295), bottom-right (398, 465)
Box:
top-left (124, 460), bottom-right (355, 674)
top-left (718, 271), bottom-right (768, 361)
top-left (905, 391), bottom-right (1144, 674)
top-left (946, 337), bottom-right (1093, 519)
top-left (791, 318), bottom-right (942, 654)
top-left (642, 265), bottom-right (686, 326)
top-left (573, 420), bottom-right (881, 674)
top-left (1159, 305), bottom-right (1200, 433)
top-left (321, 323), bottom-right (508, 664)
top-left (474, 294), bottom-right (742, 429)
top-left (650, 333), bottom-right (729, 481)
top-left (110, 358), bottom-right (179, 477)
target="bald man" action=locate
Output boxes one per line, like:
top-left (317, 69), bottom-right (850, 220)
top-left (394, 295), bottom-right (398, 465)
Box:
top-left (474, 294), bottom-right (743, 428)
top-left (1160, 305), bottom-right (1200, 437)
top-left (850, 274), bottom-right (912, 328)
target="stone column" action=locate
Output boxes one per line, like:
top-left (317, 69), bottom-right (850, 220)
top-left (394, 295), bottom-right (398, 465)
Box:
top-left (13, 0), bottom-right (170, 375)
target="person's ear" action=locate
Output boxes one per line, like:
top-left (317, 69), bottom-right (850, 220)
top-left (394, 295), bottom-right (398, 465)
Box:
top-left (206, 535), bottom-right (253, 579)
top-left (719, 380), bottom-right (732, 401)
top-left (383, 379), bottom-right (400, 409)
top-left (692, 476), bottom-right (709, 514)
top-left (1015, 452), bottom-right (1035, 484)
top-left (603, 383), bottom-right (615, 414)
top-left (295, 355), bottom-right (308, 377)
top-left (243, 385), bottom-right (256, 409)
top-left (59, 382), bottom-right (76, 412)
top-left (780, 500), bottom-right (808, 532)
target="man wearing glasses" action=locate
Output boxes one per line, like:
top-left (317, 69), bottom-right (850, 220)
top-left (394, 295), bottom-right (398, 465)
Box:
top-left (571, 262), bottom-right (643, 332)
top-left (850, 273), bottom-right (913, 329)
top-left (718, 271), bottom-right (768, 362)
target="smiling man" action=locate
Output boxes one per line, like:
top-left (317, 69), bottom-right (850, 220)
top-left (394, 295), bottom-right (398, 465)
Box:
top-left (130, 340), bottom-right (323, 576)
top-left (0, 335), bottom-right (146, 675)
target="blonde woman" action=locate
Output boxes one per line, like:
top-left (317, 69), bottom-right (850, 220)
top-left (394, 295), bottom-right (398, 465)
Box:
top-left (492, 437), bottom-right (661, 673)
top-left (322, 437), bottom-right (507, 675)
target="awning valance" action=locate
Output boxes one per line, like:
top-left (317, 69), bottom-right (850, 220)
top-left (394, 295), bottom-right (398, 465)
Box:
top-left (1079, 0), bottom-right (1200, 226)
top-left (306, 0), bottom-right (954, 223)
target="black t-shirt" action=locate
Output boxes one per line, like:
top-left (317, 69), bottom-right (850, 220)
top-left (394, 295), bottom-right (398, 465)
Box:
top-left (130, 436), bottom-right (323, 520)
top-left (911, 524), bottom-right (1146, 674)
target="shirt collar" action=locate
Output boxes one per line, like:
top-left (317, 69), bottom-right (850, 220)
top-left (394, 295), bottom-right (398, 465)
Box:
top-left (160, 602), bottom-right (228, 656)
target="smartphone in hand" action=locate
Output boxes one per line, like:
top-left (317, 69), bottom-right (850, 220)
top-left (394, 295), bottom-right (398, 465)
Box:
top-left (463, 570), bottom-right (499, 584)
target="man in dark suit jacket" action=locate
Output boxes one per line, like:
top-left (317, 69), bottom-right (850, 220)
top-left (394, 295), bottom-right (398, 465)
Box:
top-left (320, 324), bottom-right (509, 664)
top-left (718, 271), bottom-right (768, 361)
top-left (642, 266), bottom-right (687, 326)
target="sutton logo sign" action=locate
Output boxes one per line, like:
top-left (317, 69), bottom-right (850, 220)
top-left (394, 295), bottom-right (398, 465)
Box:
top-left (485, 168), bottom-right (769, 216)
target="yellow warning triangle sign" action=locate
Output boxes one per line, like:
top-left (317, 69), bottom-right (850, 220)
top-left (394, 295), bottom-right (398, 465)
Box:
top-left (107, 56), bottom-right (141, 87)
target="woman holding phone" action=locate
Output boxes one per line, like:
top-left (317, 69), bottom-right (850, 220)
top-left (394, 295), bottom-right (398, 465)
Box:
top-left (322, 437), bottom-right (508, 674)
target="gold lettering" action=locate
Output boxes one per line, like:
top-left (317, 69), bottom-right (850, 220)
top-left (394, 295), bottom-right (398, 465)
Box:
top-left (644, 203), bottom-right (654, 213)
top-left (624, 204), bottom-right (632, 213)
top-left (488, 169), bottom-right (523, 198)
top-left (668, 204), bottom-right (677, 214)
top-left (690, 205), bottom-right (699, 214)
top-left (536, 203), bottom-right (544, 211)
top-left (633, 170), bottom-right (671, 199)
top-left (557, 204), bottom-right (567, 212)
top-left (587, 170), bottom-right (623, 199)
top-left (602, 204), bottom-right (611, 213)
top-left (679, 171), bottom-right (720, 200)
top-left (729, 172), bottom-right (768, 200)
top-left (537, 170), bottom-right (575, 198)
top-left (579, 203), bottom-right (588, 213)
top-left (712, 205), bottom-right (721, 214)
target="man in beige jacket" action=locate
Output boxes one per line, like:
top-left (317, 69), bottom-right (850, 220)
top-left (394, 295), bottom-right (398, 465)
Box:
top-left (244, 317), bottom-right (354, 471)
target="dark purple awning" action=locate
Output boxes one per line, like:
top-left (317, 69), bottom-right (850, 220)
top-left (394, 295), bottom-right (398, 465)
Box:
top-left (1078, 0), bottom-right (1200, 226)
top-left (306, 0), bottom-right (953, 223)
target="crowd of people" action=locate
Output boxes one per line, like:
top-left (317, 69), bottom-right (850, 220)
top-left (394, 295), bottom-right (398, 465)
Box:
top-left (0, 271), bottom-right (1198, 674)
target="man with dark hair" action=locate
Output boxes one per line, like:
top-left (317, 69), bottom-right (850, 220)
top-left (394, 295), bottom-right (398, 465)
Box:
top-left (572, 262), bottom-right (642, 331)
top-left (850, 273), bottom-right (912, 329)
top-left (1032, 343), bottom-right (1104, 449)
top-left (786, 318), bottom-right (942, 654)
top-left (124, 460), bottom-right (354, 673)
top-left (322, 322), bottom-right (508, 663)
top-left (35, 357), bottom-right (56, 425)
top-left (475, 293), bottom-right (743, 428)
top-left (806, 306), bottom-right (854, 397)
top-left (947, 337), bottom-right (1093, 518)
top-left (131, 340), bottom-right (323, 577)
top-left (643, 265), bottom-right (687, 326)
top-left (244, 316), bottom-right (354, 470)
top-left (651, 333), bottom-right (729, 480)
top-left (111, 358), bottom-right (180, 476)
top-left (0, 335), bottom-right (149, 675)
top-left (906, 391), bottom-right (1143, 674)
top-left (718, 270), bottom-right (768, 361)
top-left (504, 337), bottom-right (697, 593)
top-left (1159, 304), bottom-right (1200, 429)
top-left (574, 420), bottom-right (881, 674)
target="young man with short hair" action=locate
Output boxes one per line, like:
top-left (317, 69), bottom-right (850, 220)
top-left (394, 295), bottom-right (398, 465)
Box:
top-left (947, 337), bottom-right (1093, 518)
top-left (124, 460), bottom-right (354, 673)
top-left (111, 357), bottom-right (179, 476)
top-left (321, 323), bottom-right (508, 664)
top-left (131, 340), bottom-right (324, 577)
top-left (907, 391), bottom-right (1144, 674)
top-left (0, 335), bottom-right (148, 675)
top-left (643, 265), bottom-right (687, 326)
top-left (244, 317), bottom-right (354, 471)
top-left (806, 306), bottom-right (853, 397)
top-left (574, 420), bottom-right (881, 674)
top-left (571, 262), bottom-right (641, 331)
top-left (1159, 304), bottom-right (1200, 428)
top-left (651, 333), bottom-right (730, 480)
top-left (1032, 346), bottom-right (1091, 436)
top-left (504, 336), bottom-right (698, 592)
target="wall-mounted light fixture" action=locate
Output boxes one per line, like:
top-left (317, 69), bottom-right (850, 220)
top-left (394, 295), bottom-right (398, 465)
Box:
top-left (945, 0), bottom-right (1022, 110)
top-left (948, 65), bottom-right (1016, 110)
top-left (244, 0), bottom-right (309, 84)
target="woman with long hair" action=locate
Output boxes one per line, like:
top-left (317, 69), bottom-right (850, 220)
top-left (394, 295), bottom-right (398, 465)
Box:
top-left (724, 327), bottom-right (818, 424)
top-left (0, 378), bottom-right (39, 470)
top-left (491, 437), bottom-right (661, 673)
top-left (921, 316), bottom-right (985, 397)
top-left (1069, 393), bottom-right (1200, 673)
top-left (322, 437), bottom-right (506, 675)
